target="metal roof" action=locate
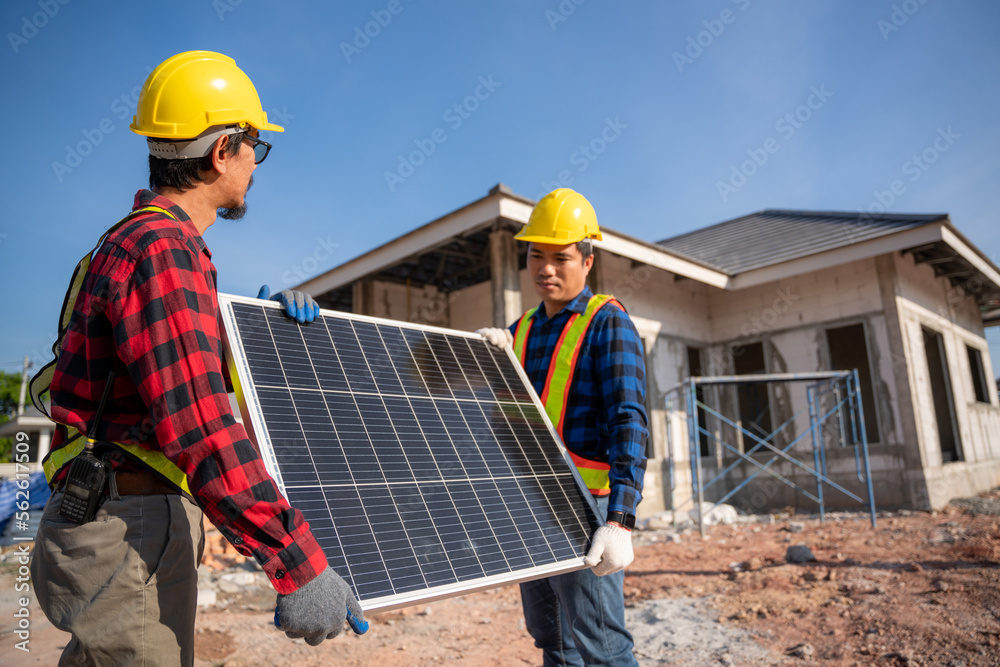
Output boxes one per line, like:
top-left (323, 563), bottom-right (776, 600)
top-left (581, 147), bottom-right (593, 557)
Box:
top-left (657, 209), bottom-right (949, 276)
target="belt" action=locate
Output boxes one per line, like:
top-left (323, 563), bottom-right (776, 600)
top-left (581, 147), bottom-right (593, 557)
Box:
top-left (55, 468), bottom-right (180, 496)
top-left (108, 469), bottom-right (180, 496)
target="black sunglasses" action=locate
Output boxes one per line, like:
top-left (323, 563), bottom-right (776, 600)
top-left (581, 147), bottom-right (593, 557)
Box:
top-left (243, 134), bottom-right (272, 164)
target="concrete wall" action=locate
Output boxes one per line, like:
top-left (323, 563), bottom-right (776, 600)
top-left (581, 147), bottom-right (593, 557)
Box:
top-left (642, 254), bottom-right (998, 515)
top-left (357, 278), bottom-right (496, 334)
top-left (669, 259), bottom-right (913, 512)
top-left (892, 252), bottom-right (1000, 508)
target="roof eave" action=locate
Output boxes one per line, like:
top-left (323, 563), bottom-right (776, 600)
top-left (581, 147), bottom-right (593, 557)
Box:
top-left (295, 189), bottom-right (531, 296)
top-left (728, 223), bottom-right (946, 289)
top-left (727, 221), bottom-right (1000, 301)
top-left (297, 189), bottom-right (732, 296)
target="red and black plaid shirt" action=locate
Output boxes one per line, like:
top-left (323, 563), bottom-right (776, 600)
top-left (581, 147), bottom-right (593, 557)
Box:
top-left (48, 189), bottom-right (326, 594)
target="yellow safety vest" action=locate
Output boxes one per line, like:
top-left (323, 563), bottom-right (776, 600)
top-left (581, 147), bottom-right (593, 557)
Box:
top-left (31, 206), bottom-right (192, 495)
top-left (512, 294), bottom-right (621, 496)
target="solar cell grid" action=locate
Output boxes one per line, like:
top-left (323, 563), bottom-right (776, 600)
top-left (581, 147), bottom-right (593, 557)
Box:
top-left (219, 294), bottom-right (600, 611)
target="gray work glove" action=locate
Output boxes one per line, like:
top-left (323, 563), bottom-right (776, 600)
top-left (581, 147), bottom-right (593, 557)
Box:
top-left (476, 327), bottom-right (513, 348)
top-left (258, 284), bottom-right (321, 323)
top-left (274, 568), bottom-right (368, 645)
top-left (583, 524), bottom-right (634, 576)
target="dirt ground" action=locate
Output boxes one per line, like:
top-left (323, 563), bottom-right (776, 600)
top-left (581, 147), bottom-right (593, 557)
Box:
top-left (2, 488), bottom-right (998, 666)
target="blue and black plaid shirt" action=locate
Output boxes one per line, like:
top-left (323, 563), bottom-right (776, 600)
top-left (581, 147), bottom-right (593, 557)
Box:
top-left (509, 286), bottom-right (648, 516)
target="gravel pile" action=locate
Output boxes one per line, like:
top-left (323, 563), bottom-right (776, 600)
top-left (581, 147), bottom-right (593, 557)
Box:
top-left (626, 597), bottom-right (785, 666)
top-left (948, 495), bottom-right (1000, 516)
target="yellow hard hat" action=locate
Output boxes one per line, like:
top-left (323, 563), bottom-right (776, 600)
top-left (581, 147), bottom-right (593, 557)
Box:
top-left (515, 188), bottom-right (602, 245)
top-left (130, 51), bottom-right (283, 139)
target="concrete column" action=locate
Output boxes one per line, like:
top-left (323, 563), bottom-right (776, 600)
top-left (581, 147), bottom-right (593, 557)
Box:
top-left (37, 428), bottom-right (51, 466)
top-left (489, 228), bottom-right (522, 328)
top-left (352, 279), bottom-right (375, 316)
top-left (586, 248), bottom-right (603, 294)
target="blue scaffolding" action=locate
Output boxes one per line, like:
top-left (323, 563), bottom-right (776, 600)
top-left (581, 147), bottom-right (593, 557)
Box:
top-left (665, 370), bottom-right (877, 536)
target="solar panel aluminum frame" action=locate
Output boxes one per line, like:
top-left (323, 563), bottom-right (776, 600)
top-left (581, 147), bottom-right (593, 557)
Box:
top-left (217, 293), bottom-right (603, 612)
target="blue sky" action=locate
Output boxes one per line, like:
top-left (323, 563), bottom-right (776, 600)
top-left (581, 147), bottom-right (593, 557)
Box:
top-left (1, 0), bottom-right (998, 378)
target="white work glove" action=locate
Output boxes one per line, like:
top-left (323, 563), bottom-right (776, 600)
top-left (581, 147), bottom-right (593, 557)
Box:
top-left (476, 327), bottom-right (513, 348)
top-left (583, 524), bottom-right (634, 576)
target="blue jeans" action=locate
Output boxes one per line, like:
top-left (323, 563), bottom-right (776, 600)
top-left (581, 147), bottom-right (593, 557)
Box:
top-left (519, 496), bottom-right (638, 667)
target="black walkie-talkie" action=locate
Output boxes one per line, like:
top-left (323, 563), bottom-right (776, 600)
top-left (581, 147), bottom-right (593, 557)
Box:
top-left (59, 370), bottom-right (116, 524)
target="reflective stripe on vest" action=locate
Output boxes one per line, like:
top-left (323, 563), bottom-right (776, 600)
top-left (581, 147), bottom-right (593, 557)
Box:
top-left (42, 427), bottom-right (192, 496)
top-left (33, 205), bottom-right (192, 495)
top-left (512, 294), bottom-right (621, 495)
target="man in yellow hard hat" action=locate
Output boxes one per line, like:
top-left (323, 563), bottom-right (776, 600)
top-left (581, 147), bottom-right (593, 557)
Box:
top-left (478, 188), bottom-right (647, 666)
top-left (30, 51), bottom-right (365, 665)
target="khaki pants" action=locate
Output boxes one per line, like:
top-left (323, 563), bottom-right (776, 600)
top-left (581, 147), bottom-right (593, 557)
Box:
top-left (31, 492), bottom-right (205, 666)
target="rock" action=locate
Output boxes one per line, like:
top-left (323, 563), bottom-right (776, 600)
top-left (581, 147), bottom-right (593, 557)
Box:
top-left (220, 571), bottom-right (259, 587)
top-left (949, 497), bottom-right (1000, 516)
top-left (217, 580), bottom-right (242, 594)
top-left (786, 643), bottom-right (815, 659)
top-left (666, 533), bottom-right (682, 543)
top-left (788, 521), bottom-right (806, 533)
top-left (840, 578), bottom-right (883, 596)
top-left (786, 544), bottom-right (816, 563)
top-left (197, 588), bottom-right (217, 608)
top-left (744, 556), bottom-right (765, 571)
top-left (689, 503), bottom-right (738, 526)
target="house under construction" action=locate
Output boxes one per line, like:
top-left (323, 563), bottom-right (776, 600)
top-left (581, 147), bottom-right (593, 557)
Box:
top-left (296, 184), bottom-right (1000, 517)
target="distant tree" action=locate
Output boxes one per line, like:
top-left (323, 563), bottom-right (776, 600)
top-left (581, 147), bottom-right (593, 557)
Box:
top-left (0, 369), bottom-right (24, 462)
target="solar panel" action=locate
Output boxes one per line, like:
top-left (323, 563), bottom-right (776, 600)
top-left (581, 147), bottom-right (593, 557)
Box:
top-left (217, 294), bottom-right (601, 612)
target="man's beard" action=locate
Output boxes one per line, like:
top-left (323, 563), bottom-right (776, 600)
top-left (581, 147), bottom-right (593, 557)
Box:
top-left (218, 175), bottom-right (253, 220)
